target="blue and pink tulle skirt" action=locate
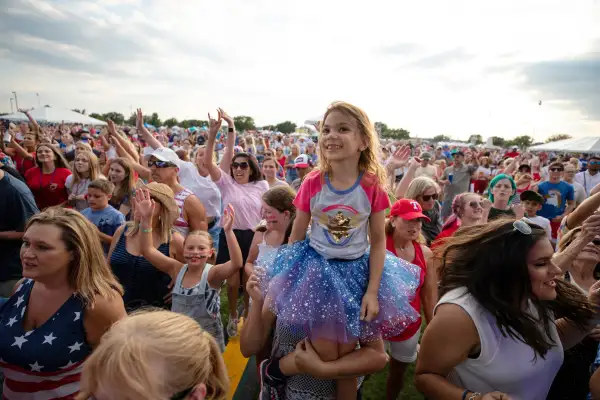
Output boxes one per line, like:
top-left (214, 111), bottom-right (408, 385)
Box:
top-left (262, 239), bottom-right (421, 343)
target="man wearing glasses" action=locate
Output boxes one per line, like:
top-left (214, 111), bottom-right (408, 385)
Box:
top-left (575, 155), bottom-right (600, 196)
top-left (535, 161), bottom-right (575, 244)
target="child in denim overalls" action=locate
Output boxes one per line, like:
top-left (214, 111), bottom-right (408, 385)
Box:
top-left (136, 189), bottom-right (243, 351)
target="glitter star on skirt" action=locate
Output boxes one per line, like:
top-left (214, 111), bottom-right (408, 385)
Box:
top-left (262, 239), bottom-right (421, 343)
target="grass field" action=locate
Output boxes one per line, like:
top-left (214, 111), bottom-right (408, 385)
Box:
top-left (221, 292), bottom-right (424, 400)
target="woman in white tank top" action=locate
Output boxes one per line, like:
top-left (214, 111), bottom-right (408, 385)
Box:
top-left (415, 218), bottom-right (600, 400)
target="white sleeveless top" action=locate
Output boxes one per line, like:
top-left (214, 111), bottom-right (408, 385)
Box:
top-left (436, 287), bottom-right (564, 400)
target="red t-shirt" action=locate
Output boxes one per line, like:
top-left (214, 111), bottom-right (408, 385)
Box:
top-left (14, 153), bottom-right (37, 176)
top-left (386, 235), bottom-right (427, 341)
top-left (25, 167), bottom-right (72, 210)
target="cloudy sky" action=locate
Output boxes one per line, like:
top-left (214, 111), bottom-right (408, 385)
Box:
top-left (1, 0), bottom-right (599, 141)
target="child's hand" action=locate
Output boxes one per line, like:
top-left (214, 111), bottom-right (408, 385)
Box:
top-left (133, 189), bottom-right (155, 220)
top-left (360, 292), bottom-right (379, 322)
top-left (221, 204), bottom-right (235, 232)
top-left (246, 268), bottom-right (264, 302)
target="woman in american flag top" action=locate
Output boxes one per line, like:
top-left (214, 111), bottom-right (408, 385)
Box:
top-left (0, 207), bottom-right (126, 399)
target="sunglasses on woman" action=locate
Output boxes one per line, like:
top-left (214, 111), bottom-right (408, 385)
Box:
top-left (232, 161), bottom-right (249, 170)
top-left (549, 167), bottom-right (564, 172)
top-left (469, 201), bottom-right (483, 209)
top-left (149, 160), bottom-right (177, 168)
top-left (420, 193), bottom-right (438, 201)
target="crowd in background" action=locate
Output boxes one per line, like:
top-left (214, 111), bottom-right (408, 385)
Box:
top-left (2, 104), bottom-right (600, 400)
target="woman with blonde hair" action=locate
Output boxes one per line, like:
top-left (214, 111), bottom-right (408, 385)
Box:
top-left (77, 310), bottom-right (228, 400)
top-left (392, 148), bottom-right (442, 245)
top-left (0, 207), bottom-right (126, 399)
top-left (66, 150), bottom-right (103, 211)
top-left (108, 182), bottom-right (184, 311)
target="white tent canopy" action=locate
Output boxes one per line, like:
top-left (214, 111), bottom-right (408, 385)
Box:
top-left (2, 107), bottom-right (107, 125)
top-left (529, 137), bottom-right (600, 153)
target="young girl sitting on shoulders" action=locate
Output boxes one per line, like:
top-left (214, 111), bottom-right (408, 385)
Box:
top-left (260, 101), bottom-right (420, 399)
top-left (134, 189), bottom-right (243, 352)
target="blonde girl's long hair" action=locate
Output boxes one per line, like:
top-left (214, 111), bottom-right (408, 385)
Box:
top-left (77, 310), bottom-right (228, 400)
top-left (72, 150), bottom-right (101, 185)
top-left (317, 101), bottom-right (387, 188)
top-left (26, 208), bottom-right (123, 306)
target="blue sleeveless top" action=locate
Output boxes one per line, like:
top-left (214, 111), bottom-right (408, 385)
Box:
top-left (0, 279), bottom-right (92, 399)
top-left (109, 227), bottom-right (172, 311)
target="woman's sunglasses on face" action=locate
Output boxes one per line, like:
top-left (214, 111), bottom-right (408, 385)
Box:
top-left (232, 161), bottom-right (249, 170)
top-left (420, 193), bottom-right (438, 202)
top-left (469, 201), bottom-right (483, 209)
top-left (149, 160), bottom-right (177, 169)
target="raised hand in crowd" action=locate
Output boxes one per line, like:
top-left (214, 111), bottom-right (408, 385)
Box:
top-left (388, 145), bottom-right (411, 168)
top-left (218, 107), bottom-right (235, 128)
top-left (207, 111), bottom-right (223, 139)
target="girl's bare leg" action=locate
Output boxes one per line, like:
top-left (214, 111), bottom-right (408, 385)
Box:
top-left (336, 341), bottom-right (358, 400)
top-left (312, 338), bottom-right (358, 400)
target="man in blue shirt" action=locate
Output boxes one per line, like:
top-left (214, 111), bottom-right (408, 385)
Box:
top-left (536, 161), bottom-right (575, 242)
top-left (0, 166), bottom-right (39, 297)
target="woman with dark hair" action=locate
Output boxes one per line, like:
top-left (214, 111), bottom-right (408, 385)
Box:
top-left (204, 109), bottom-right (268, 337)
top-left (24, 143), bottom-right (72, 210)
top-left (415, 218), bottom-right (600, 400)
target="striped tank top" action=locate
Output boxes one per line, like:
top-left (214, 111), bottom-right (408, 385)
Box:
top-left (0, 279), bottom-right (92, 399)
top-left (174, 188), bottom-right (193, 237)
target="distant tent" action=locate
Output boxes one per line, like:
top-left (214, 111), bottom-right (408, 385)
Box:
top-left (529, 137), bottom-right (600, 153)
top-left (2, 107), bottom-right (107, 125)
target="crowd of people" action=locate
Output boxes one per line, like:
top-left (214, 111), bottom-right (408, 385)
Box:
top-left (1, 102), bottom-right (600, 400)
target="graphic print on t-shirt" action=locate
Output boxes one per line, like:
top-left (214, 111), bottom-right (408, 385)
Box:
top-left (544, 190), bottom-right (562, 208)
top-left (315, 204), bottom-right (366, 246)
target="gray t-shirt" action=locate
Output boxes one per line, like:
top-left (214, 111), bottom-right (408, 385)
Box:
top-left (442, 164), bottom-right (477, 199)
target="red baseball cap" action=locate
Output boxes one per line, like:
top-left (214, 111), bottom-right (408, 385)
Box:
top-left (389, 199), bottom-right (431, 222)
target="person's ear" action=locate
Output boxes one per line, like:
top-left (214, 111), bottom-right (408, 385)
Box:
top-left (190, 383), bottom-right (207, 400)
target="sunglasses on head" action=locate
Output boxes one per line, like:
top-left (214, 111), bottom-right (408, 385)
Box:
top-left (149, 160), bottom-right (176, 168)
top-left (549, 167), bottom-right (564, 172)
top-left (420, 193), bottom-right (438, 201)
top-left (232, 161), bottom-right (249, 170)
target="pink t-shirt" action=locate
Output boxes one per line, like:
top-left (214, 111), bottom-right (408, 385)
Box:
top-left (216, 172), bottom-right (269, 230)
top-left (294, 170), bottom-right (390, 260)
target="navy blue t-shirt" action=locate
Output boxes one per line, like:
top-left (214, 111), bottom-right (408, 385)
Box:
top-left (81, 205), bottom-right (125, 253)
top-left (0, 172), bottom-right (39, 281)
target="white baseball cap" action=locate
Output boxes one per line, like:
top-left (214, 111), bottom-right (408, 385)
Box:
top-left (294, 154), bottom-right (310, 168)
top-left (149, 147), bottom-right (180, 167)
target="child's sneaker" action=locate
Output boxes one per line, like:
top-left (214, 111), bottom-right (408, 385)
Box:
top-left (226, 318), bottom-right (238, 337)
top-left (259, 359), bottom-right (285, 400)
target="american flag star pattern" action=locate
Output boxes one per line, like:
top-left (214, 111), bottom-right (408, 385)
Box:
top-left (0, 279), bottom-right (92, 399)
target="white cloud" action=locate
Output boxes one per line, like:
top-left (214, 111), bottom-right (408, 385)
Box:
top-left (1, 0), bottom-right (599, 141)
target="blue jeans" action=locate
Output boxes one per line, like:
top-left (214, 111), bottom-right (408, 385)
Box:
top-left (208, 215), bottom-right (222, 253)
